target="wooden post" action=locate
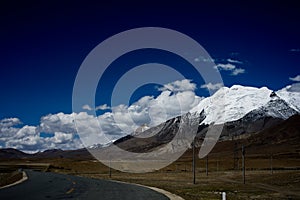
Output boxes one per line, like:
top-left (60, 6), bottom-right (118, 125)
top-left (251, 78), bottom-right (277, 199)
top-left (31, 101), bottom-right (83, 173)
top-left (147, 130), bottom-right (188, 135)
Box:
top-left (109, 158), bottom-right (112, 178)
top-left (233, 140), bottom-right (239, 170)
top-left (206, 155), bottom-right (208, 176)
top-left (242, 145), bottom-right (245, 184)
top-left (270, 153), bottom-right (273, 175)
top-left (192, 141), bottom-right (196, 184)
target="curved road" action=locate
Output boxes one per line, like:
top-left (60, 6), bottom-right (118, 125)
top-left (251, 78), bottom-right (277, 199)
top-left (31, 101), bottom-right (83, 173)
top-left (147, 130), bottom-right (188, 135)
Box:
top-left (0, 170), bottom-right (169, 200)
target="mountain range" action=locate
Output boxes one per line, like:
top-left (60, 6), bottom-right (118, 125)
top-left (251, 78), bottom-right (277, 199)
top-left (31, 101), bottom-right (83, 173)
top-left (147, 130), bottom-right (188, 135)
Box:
top-left (113, 84), bottom-right (300, 150)
top-left (1, 84), bottom-right (299, 158)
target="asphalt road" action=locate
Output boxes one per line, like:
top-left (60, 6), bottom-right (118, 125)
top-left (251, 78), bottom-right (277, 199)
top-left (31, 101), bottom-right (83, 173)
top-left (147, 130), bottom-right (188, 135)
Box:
top-left (0, 170), bottom-right (169, 200)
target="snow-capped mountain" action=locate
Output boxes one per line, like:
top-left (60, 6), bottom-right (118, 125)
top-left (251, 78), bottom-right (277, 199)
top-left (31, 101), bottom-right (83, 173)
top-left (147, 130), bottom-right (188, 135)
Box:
top-left (277, 83), bottom-right (300, 112)
top-left (217, 93), bottom-right (298, 140)
top-left (99, 84), bottom-right (299, 152)
top-left (132, 124), bottom-right (150, 136)
top-left (88, 141), bottom-right (114, 149)
top-left (127, 84), bottom-right (299, 142)
top-left (190, 84), bottom-right (299, 125)
top-left (244, 95), bottom-right (299, 121)
top-left (114, 111), bottom-right (205, 153)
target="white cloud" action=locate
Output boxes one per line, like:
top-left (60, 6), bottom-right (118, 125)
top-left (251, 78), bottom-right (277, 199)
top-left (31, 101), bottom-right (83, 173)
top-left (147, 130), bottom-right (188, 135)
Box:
top-left (38, 112), bottom-right (76, 134)
top-left (287, 83), bottom-right (300, 92)
top-left (82, 104), bottom-right (92, 111)
top-left (0, 115), bottom-right (84, 153)
top-left (0, 79), bottom-right (206, 153)
top-left (227, 58), bottom-right (243, 64)
top-left (201, 83), bottom-right (224, 91)
top-left (158, 79), bottom-right (196, 92)
top-left (72, 80), bottom-right (202, 147)
top-left (107, 80), bottom-right (202, 136)
top-left (289, 75), bottom-right (300, 82)
top-left (214, 63), bottom-right (245, 76)
top-left (82, 104), bottom-right (111, 111)
top-left (0, 118), bottom-right (22, 127)
top-left (194, 56), bottom-right (214, 62)
top-left (0, 118), bottom-right (22, 141)
top-left (96, 104), bottom-right (111, 111)
top-left (214, 63), bottom-right (236, 71)
top-left (231, 68), bottom-right (245, 76)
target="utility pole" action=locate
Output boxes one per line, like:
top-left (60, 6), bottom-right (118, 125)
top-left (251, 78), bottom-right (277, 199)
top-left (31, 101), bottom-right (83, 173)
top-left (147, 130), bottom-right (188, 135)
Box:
top-left (242, 145), bottom-right (245, 184)
top-left (206, 155), bottom-right (208, 176)
top-left (109, 157), bottom-right (112, 178)
top-left (270, 153), bottom-right (273, 175)
top-left (192, 141), bottom-right (196, 184)
top-left (233, 140), bottom-right (239, 170)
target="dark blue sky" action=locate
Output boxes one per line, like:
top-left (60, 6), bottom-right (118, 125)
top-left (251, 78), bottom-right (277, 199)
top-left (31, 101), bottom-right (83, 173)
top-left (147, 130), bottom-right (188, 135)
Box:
top-left (0, 1), bottom-right (299, 125)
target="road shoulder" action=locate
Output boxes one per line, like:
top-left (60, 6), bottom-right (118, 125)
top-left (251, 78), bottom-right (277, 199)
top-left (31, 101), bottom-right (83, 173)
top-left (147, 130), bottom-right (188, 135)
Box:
top-left (0, 171), bottom-right (28, 189)
top-left (111, 180), bottom-right (184, 200)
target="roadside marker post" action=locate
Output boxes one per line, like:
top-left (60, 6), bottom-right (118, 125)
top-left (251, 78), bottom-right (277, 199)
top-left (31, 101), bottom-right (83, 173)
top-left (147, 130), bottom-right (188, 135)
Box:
top-left (192, 141), bottom-right (196, 184)
top-left (242, 145), bottom-right (245, 184)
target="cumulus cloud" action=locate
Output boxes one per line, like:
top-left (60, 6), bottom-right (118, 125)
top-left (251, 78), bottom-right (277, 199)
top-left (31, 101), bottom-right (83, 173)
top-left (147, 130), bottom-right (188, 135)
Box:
top-left (6, 125), bottom-right (40, 151)
top-left (0, 111), bottom-right (130, 153)
top-left (194, 56), bottom-right (214, 62)
top-left (287, 83), bottom-right (300, 92)
top-left (38, 112), bottom-right (76, 134)
top-left (0, 118), bottom-right (22, 127)
top-left (106, 80), bottom-right (202, 137)
top-left (0, 115), bottom-right (83, 153)
top-left (214, 63), bottom-right (236, 71)
top-left (0, 118), bottom-right (22, 142)
top-left (82, 104), bottom-right (111, 111)
top-left (82, 104), bottom-right (92, 111)
top-left (214, 63), bottom-right (245, 76)
top-left (227, 58), bottom-right (243, 64)
top-left (201, 83), bottom-right (224, 91)
top-left (289, 75), bottom-right (300, 82)
top-left (96, 104), bottom-right (111, 111)
top-left (232, 68), bottom-right (245, 76)
top-left (0, 79), bottom-right (205, 153)
top-left (158, 79), bottom-right (196, 92)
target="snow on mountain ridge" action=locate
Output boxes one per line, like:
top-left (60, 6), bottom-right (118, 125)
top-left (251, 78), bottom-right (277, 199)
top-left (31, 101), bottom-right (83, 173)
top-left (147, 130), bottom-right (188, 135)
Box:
top-left (243, 98), bottom-right (299, 121)
top-left (127, 84), bottom-right (298, 140)
top-left (132, 124), bottom-right (150, 136)
top-left (276, 83), bottom-right (300, 112)
top-left (191, 85), bottom-right (273, 124)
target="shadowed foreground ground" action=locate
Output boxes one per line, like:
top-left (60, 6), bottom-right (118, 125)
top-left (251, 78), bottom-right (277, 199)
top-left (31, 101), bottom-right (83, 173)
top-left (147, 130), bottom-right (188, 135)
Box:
top-left (0, 170), bottom-right (169, 200)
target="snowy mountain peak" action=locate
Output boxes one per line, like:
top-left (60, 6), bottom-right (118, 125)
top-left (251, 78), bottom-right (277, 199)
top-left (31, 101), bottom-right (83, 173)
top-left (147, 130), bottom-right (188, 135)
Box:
top-left (133, 124), bottom-right (150, 136)
top-left (243, 98), bottom-right (299, 121)
top-left (191, 85), bottom-right (273, 124)
top-left (276, 83), bottom-right (300, 112)
top-left (269, 91), bottom-right (278, 98)
top-left (88, 141), bottom-right (114, 149)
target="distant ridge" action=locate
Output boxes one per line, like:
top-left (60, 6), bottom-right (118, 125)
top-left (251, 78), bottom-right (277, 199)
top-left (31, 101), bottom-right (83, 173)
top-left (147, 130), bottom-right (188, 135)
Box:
top-left (1, 114), bottom-right (299, 160)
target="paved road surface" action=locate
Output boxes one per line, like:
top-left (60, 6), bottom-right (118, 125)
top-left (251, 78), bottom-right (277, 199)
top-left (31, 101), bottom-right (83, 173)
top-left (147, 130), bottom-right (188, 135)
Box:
top-left (0, 170), bottom-right (169, 200)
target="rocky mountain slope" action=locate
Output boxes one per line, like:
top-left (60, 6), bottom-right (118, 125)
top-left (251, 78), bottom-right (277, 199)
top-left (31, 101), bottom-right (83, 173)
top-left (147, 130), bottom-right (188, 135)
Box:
top-left (1, 84), bottom-right (299, 158)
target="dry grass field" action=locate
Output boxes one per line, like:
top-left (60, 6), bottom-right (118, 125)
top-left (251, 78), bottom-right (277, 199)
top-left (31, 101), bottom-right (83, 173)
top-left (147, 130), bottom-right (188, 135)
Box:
top-left (45, 158), bottom-right (300, 200)
top-left (1, 116), bottom-right (299, 199)
top-left (2, 147), bottom-right (298, 200)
